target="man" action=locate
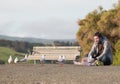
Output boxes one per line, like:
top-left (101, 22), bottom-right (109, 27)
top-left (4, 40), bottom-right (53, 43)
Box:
top-left (88, 32), bottom-right (113, 65)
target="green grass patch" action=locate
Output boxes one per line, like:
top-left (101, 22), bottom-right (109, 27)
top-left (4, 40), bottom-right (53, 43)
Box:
top-left (0, 47), bottom-right (25, 64)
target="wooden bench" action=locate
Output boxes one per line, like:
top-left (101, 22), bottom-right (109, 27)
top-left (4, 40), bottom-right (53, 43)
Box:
top-left (27, 46), bottom-right (81, 64)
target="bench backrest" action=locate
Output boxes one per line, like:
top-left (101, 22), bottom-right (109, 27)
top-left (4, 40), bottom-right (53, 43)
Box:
top-left (28, 46), bottom-right (81, 60)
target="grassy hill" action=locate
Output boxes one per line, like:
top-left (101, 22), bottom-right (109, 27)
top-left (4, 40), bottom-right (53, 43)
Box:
top-left (0, 35), bottom-right (76, 44)
top-left (0, 47), bottom-right (25, 64)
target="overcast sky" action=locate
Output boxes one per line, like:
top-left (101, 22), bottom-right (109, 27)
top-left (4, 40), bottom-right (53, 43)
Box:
top-left (0, 0), bottom-right (118, 39)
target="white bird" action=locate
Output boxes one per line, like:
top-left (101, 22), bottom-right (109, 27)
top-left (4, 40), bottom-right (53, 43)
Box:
top-left (20, 54), bottom-right (28, 62)
top-left (58, 55), bottom-right (62, 62)
top-left (58, 55), bottom-right (65, 63)
top-left (73, 61), bottom-right (81, 65)
top-left (14, 57), bottom-right (19, 63)
top-left (8, 55), bottom-right (13, 64)
top-left (40, 54), bottom-right (46, 66)
top-left (58, 55), bottom-right (66, 66)
top-left (62, 55), bottom-right (66, 62)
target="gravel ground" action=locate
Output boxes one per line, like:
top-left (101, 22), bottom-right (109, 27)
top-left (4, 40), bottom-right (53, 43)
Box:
top-left (0, 64), bottom-right (120, 84)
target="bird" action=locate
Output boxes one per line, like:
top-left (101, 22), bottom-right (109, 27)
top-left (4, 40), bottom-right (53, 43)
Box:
top-left (40, 54), bottom-right (46, 66)
top-left (20, 54), bottom-right (28, 62)
top-left (73, 61), bottom-right (81, 65)
top-left (58, 55), bottom-right (66, 67)
top-left (62, 55), bottom-right (66, 62)
top-left (14, 57), bottom-right (19, 64)
top-left (8, 55), bottom-right (13, 64)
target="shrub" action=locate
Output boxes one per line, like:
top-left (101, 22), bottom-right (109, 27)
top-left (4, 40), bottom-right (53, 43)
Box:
top-left (0, 59), bottom-right (5, 64)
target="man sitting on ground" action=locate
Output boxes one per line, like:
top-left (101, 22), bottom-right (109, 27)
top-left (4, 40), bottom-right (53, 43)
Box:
top-left (87, 32), bottom-right (113, 66)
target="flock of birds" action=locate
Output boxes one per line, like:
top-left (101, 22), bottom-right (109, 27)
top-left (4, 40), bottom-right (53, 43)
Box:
top-left (8, 54), bottom-right (28, 64)
top-left (8, 54), bottom-right (66, 66)
top-left (40, 54), bottom-right (66, 66)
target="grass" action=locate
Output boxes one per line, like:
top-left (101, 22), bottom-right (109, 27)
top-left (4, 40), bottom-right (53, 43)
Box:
top-left (0, 47), bottom-right (25, 64)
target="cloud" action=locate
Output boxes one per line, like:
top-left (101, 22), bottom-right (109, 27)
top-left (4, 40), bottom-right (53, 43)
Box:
top-left (0, 0), bottom-right (118, 39)
top-left (15, 18), bottom-right (78, 39)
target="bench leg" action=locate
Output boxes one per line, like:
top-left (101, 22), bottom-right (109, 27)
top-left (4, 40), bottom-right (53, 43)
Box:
top-left (34, 60), bottom-right (36, 64)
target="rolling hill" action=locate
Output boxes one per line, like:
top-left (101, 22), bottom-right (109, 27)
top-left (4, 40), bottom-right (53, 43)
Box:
top-left (0, 35), bottom-right (76, 44)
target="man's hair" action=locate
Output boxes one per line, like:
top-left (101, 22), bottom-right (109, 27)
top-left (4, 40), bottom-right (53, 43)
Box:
top-left (94, 32), bottom-right (102, 38)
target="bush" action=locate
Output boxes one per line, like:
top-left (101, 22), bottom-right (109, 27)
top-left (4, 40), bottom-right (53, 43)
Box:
top-left (0, 59), bottom-right (5, 64)
top-left (113, 40), bottom-right (120, 65)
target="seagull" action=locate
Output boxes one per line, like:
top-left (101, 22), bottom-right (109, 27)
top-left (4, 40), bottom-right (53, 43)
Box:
top-left (20, 54), bottom-right (28, 62)
top-left (73, 61), bottom-right (81, 65)
top-left (40, 54), bottom-right (46, 66)
top-left (62, 55), bottom-right (66, 62)
top-left (14, 57), bottom-right (19, 64)
top-left (58, 55), bottom-right (66, 67)
top-left (8, 55), bottom-right (13, 64)
top-left (58, 55), bottom-right (65, 62)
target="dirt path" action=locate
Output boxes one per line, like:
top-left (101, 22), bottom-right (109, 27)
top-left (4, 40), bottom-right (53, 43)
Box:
top-left (0, 64), bottom-right (120, 84)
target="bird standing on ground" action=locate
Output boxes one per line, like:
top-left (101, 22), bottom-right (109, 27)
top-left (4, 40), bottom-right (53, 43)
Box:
top-left (40, 54), bottom-right (46, 66)
top-left (8, 55), bottom-right (13, 64)
top-left (14, 57), bottom-right (19, 64)
top-left (58, 55), bottom-right (66, 67)
top-left (20, 54), bottom-right (28, 62)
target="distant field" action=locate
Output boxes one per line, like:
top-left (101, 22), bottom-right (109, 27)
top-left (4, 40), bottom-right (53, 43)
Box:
top-left (0, 64), bottom-right (120, 84)
top-left (0, 47), bottom-right (25, 63)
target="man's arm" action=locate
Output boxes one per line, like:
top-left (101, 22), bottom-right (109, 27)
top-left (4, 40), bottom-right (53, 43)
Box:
top-left (88, 42), bottom-right (96, 57)
top-left (88, 43), bottom-right (96, 62)
top-left (96, 41), bottom-right (109, 60)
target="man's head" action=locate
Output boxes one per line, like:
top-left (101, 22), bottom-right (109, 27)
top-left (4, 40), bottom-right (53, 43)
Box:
top-left (94, 32), bottom-right (102, 43)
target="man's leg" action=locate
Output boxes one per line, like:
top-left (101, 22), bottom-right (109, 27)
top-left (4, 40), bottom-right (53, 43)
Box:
top-left (99, 56), bottom-right (111, 65)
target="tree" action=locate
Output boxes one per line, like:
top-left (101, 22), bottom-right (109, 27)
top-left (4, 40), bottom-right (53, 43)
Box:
top-left (76, 1), bottom-right (120, 65)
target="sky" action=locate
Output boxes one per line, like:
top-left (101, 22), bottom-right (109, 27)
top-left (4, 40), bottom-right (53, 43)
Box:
top-left (0, 0), bottom-right (118, 39)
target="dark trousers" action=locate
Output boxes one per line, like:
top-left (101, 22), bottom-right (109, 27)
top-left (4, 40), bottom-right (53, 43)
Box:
top-left (99, 56), bottom-right (112, 65)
